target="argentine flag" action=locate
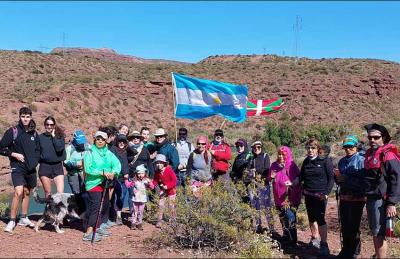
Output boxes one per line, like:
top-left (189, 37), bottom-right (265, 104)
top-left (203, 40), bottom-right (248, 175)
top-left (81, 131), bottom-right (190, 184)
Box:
top-left (172, 73), bottom-right (248, 123)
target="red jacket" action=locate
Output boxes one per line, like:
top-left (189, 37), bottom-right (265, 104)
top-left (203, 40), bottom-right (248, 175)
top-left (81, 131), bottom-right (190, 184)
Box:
top-left (209, 142), bottom-right (232, 174)
top-left (152, 165), bottom-right (177, 196)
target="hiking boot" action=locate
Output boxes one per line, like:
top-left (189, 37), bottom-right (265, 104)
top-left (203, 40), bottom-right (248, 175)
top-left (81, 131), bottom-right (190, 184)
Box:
top-left (130, 224), bottom-right (137, 230)
top-left (155, 221), bottom-right (162, 228)
top-left (116, 216), bottom-right (123, 226)
top-left (18, 217), bottom-right (34, 227)
top-left (318, 242), bottom-right (330, 256)
top-left (82, 232), bottom-right (101, 242)
top-left (96, 227), bottom-right (111, 237)
top-left (308, 236), bottom-right (321, 249)
top-left (4, 221), bottom-right (16, 233)
top-left (137, 223), bottom-right (143, 230)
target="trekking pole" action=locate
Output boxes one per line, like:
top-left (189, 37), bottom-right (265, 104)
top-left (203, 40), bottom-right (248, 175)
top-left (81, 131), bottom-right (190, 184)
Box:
top-left (335, 183), bottom-right (343, 249)
top-left (91, 174), bottom-right (110, 244)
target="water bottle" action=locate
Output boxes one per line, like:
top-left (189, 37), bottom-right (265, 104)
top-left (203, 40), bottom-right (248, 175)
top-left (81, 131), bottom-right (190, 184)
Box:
top-left (386, 217), bottom-right (394, 237)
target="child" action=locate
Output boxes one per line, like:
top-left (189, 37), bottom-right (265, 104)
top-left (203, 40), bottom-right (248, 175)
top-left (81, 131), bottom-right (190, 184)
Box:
top-left (270, 146), bottom-right (301, 245)
top-left (152, 154), bottom-right (177, 228)
top-left (125, 164), bottom-right (154, 230)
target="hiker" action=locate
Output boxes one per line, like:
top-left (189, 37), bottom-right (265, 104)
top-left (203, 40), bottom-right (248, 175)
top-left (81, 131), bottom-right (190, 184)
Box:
top-left (125, 164), bottom-right (154, 230)
top-left (99, 126), bottom-right (118, 147)
top-left (335, 135), bottom-right (366, 259)
top-left (245, 141), bottom-right (272, 233)
top-left (209, 129), bottom-right (232, 181)
top-left (1, 107), bottom-right (40, 233)
top-left (270, 146), bottom-right (301, 245)
top-left (153, 128), bottom-right (179, 173)
top-left (300, 138), bottom-right (334, 256)
top-left (82, 131), bottom-right (121, 242)
top-left (65, 129), bottom-right (90, 195)
top-left (363, 123), bottom-right (400, 258)
top-left (128, 131), bottom-right (154, 178)
top-left (152, 154), bottom-right (177, 228)
top-left (109, 134), bottom-right (130, 226)
top-left (38, 116), bottom-right (66, 198)
top-left (172, 127), bottom-right (195, 188)
top-left (231, 138), bottom-right (250, 183)
top-left (118, 123), bottom-right (130, 136)
top-left (140, 127), bottom-right (156, 159)
top-left (186, 136), bottom-right (213, 197)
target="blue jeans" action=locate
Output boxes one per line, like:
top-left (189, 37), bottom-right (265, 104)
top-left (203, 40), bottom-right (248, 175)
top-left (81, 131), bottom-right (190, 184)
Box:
top-left (114, 179), bottom-right (133, 214)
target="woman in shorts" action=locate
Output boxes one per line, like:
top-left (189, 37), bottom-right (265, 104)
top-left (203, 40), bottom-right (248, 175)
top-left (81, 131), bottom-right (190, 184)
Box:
top-left (38, 116), bottom-right (66, 197)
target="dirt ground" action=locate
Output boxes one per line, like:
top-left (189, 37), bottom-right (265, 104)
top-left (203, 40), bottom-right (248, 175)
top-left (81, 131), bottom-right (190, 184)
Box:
top-left (0, 196), bottom-right (399, 258)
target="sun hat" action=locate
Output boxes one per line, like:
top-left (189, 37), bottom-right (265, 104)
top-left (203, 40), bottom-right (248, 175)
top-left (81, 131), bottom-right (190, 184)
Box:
top-left (154, 128), bottom-right (167, 137)
top-left (251, 141), bottom-right (263, 148)
top-left (197, 135), bottom-right (208, 145)
top-left (135, 164), bottom-right (148, 173)
top-left (155, 154), bottom-right (167, 163)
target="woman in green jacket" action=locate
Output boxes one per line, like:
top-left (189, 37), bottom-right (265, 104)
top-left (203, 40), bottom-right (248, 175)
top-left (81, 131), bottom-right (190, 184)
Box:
top-left (82, 131), bottom-right (121, 242)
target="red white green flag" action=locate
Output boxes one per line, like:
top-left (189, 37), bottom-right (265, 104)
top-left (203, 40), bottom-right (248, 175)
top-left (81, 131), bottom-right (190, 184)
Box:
top-left (246, 98), bottom-right (284, 117)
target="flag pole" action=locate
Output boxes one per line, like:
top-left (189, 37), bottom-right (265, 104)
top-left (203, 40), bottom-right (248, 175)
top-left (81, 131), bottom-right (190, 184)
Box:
top-left (171, 72), bottom-right (178, 143)
top-left (219, 118), bottom-right (227, 130)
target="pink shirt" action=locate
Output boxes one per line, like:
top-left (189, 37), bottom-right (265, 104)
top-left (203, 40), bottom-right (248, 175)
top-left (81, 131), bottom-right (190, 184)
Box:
top-left (270, 161), bottom-right (301, 208)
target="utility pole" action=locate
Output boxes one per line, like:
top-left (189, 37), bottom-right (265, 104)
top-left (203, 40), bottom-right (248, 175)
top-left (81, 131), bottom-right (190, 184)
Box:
top-left (263, 47), bottom-right (266, 56)
top-left (293, 15), bottom-right (302, 61)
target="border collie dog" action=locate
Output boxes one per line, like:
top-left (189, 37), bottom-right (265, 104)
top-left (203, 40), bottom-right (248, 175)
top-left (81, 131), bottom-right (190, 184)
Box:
top-left (33, 188), bottom-right (85, 233)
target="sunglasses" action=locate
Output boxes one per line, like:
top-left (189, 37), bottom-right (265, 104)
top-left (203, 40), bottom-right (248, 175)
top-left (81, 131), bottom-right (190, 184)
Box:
top-left (343, 145), bottom-right (355, 149)
top-left (155, 135), bottom-right (165, 139)
top-left (368, 135), bottom-right (382, 140)
top-left (178, 132), bottom-right (187, 135)
top-left (214, 134), bottom-right (223, 137)
top-left (45, 123), bottom-right (55, 126)
top-left (95, 137), bottom-right (106, 141)
top-left (235, 144), bottom-right (244, 148)
top-left (131, 136), bottom-right (141, 139)
top-left (197, 142), bottom-right (206, 146)
top-left (306, 146), bottom-right (317, 150)
top-left (253, 146), bottom-right (262, 149)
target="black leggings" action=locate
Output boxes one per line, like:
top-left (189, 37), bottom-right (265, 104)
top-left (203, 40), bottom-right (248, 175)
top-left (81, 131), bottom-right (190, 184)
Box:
top-left (339, 200), bottom-right (365, 257)
top-left (86, 189), bottom-right (110, 229)
top-left (304, 194), bottom-right (327, 226)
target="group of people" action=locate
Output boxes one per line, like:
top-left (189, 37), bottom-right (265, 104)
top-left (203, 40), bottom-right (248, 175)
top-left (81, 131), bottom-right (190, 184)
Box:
top-left (1, 107), bottom-right (399, 258)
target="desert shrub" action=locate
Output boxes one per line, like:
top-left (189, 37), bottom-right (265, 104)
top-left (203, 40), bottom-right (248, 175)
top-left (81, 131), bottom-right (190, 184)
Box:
top-left (150, 180), bottom-right (278, 256)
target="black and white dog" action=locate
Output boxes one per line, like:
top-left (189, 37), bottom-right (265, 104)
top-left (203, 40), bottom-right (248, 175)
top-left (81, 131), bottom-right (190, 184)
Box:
top-left (33, 188), bottom-right (86, 233)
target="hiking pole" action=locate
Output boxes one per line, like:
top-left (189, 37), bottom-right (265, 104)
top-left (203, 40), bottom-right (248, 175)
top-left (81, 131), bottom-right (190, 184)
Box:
top-left (335, 183), bottom-right (343, 249)
top-left (91, 175), bottom-right (110, 244)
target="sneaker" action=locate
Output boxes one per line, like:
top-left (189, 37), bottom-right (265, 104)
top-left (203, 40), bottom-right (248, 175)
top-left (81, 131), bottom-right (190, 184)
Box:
top-left (96, 227), bottom-right (111, 237)
top-left (318, 242), bottom-right (330, 256)
top-left (4, 221), bottom-right (16, 233)
top-left (308, 236), bottom-right (321, 249)
top-left (130, 224), bottom-right (137, 230)
top-left (18, 217), bottom-right (34, 227)
top-left (116, 216), bottom-right (123, 226)
top-left (82, 232), bottom-right (101, 242)
top-left (137, 223), bottom-right (143, 230)
top-left (105, 220), bottom-right (117, 228)
top-left (155, 221), bottom-right (162, 228)
top-left (255, 224), bottom-right (263, 234)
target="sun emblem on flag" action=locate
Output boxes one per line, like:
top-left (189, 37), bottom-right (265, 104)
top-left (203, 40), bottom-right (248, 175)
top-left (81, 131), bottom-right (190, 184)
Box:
top-left (209, 93), bottom-right (222, 104)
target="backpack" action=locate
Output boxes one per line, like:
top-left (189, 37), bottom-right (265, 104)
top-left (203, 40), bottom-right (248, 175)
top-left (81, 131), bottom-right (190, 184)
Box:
top-left (11, 126), bottom-right (37, 144)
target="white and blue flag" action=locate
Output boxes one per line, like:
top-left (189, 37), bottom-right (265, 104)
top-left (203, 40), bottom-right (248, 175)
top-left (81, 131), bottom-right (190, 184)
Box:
top-left (172, 73), bottom-right (248, 123)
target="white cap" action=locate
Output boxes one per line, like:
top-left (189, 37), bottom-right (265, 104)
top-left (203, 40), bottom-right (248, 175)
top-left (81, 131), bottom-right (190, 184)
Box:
top-left (94, 131), bottom-right (108, 140)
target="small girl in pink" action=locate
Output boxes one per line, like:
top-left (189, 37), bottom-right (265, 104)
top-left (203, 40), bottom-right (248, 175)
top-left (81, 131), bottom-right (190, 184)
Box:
top-left (125, 164), bottom-right (154, 230)
top-left (270, 146), bottom-right (301, 244)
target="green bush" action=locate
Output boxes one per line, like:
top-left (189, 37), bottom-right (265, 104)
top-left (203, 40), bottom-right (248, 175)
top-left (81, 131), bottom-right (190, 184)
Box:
top-left (150, 180), bottom-right (277, 256)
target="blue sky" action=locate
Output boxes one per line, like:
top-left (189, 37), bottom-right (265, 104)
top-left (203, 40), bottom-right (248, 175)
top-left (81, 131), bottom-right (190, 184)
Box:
top-left (0, 1), bottom-right (399, 63)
